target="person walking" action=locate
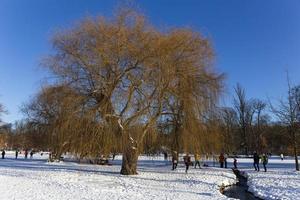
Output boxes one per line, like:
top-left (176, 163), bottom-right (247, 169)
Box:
top-left (280, 153), bottom-right (284, 161)
top-left (224, 153), bottom-right (228, 168)
top-left (172, 151), bottom-right (178, 170)
top-left (194, 153), bottom-right (201, 169)
top-left (219, 153), bottom-right (225, 168)
top-left (261, 154), bottom-right (268, 172)
top-left (253, 151), bottom-right (260, 171)
top-left (24, 149), bottom-right (28, 159)
top-left (233, 157), bottom-right (237, 169)
top-left (30, 151), bottom-right (34, 159)
top-left (163, 152), bottom-right (168, 161)
top-left (183, 153), bottom-right (191, 173)
top-left (15, 150), bottom-right (18, 159)
top-left (1, 150), bottom-right (5, 159)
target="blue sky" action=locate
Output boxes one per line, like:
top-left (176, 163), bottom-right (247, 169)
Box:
top-left (0, 0), bottom-right (300, 123)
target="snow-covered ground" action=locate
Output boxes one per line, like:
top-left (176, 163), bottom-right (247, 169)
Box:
top-left (0, 152), bottom-right (236, 200)
top-left (1, 151), bottom-right (299, 200)
top-left (246, 169), bottom-right (300, 200)
top-left (227, 156), bottom-right (300, 200)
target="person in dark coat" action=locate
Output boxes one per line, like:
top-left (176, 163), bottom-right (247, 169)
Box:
top-left (172, 151), bottom-right (178, 170)
top-left (1, 150), bottom-right (5, 159)
top-left (253, 152), bottom-right (260, 171)
top-left (219, 153), bottom-right (225, 168)
top-left (183, 153), bottom-right (191, 173)
top-left (24, 149), bottom-right (28, 159)
top-left (30, 151), bottom-right (34, 159)
top-left (233, 158), bottom-right (237, 169)
top-left (163, 152), bottom-right (168, 161)
top-left (15, 150), bottom-right (18, 159)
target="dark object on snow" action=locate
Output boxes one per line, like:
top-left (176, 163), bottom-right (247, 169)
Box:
top-left (183, 154), bottom-right (191, 173)
top-left (30, 151), bottom-right (34, 159)
top-left (24, 150), bottom-right (28, 159)
top-left (219, 153), bottom-right (225, 168)
top-left (233, 158), bottom-right (237, 169)
top-left (253, 152), bottom-right (260, 171)
top-left (1, 150), bottom-right (5, 159)
top-left (163, 152), bottom-right (168, 161)
top-left (15, 150), bottom-right (18, 159)
top-left (172, 151), bottom-right (178, 170)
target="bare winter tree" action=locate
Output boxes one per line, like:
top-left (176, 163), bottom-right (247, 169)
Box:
top-left (219, 107), bottom-right (238, 153)
top-left (270, 77), bottom-right (299, 171)
top-left (0, 102), bottom-right (6, 121)
top-left (251, 99), bottom-right (268, 152)
top-left (233, 83), bottom-right (251, 155)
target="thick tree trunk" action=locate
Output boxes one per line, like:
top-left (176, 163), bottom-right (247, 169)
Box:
top-left (120, 143), bottom-right (139, 175)
top-left (120, 129), bottom-right (139, 175)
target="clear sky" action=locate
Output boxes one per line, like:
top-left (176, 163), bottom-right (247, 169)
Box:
top-left (0, 0), bottom-right (300, 123)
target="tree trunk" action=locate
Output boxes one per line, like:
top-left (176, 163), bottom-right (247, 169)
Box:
top-left (294, 145), bottom-right (299, 171)
top-left (120, 129), bottom-right (139, 175)
top-left (120, 143), bottom-right (139, 175)
top-left (293, 132), bottom-right (299, 171)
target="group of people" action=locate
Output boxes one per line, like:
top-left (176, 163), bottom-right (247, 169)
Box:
top-left (171, 152), bottom-right (202, 173)
top-left (217, 151), bottom-right (270, 172)
top-left (253, 151), bottom-right (268, 172)
top-left (1, 149), bottom-right (34, 159)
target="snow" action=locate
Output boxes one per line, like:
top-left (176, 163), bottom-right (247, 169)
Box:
top-left (246, 170), bottom-right (300, 200)
top-left (0, 152), bottom-right (236, 200)
top-left (226, 156), bottom-right (300, 200)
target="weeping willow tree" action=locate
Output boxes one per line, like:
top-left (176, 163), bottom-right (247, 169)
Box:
top-left (21, 7), bottom-right (224, 175)
top-left (158, 37), bottom-right (224, 155)
top-left (23, 85), bottom-right (118, 160)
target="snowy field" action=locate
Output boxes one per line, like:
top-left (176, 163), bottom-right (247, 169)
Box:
top-left (0, 152), bottom-right (236, 200)
top-left (1, 152), bottom-right (299, 200)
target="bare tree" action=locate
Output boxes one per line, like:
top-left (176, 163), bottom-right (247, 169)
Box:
top-left (251, 99), bottom-right (268, 152)
top-left (233, 83), bottom-right (252, 155)
top-left (220, 107), bottom-right (238, 153)
top-left (270, 78), bottom-right (299, 171)
top-left (0, 102), bottom-right (6, 121)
